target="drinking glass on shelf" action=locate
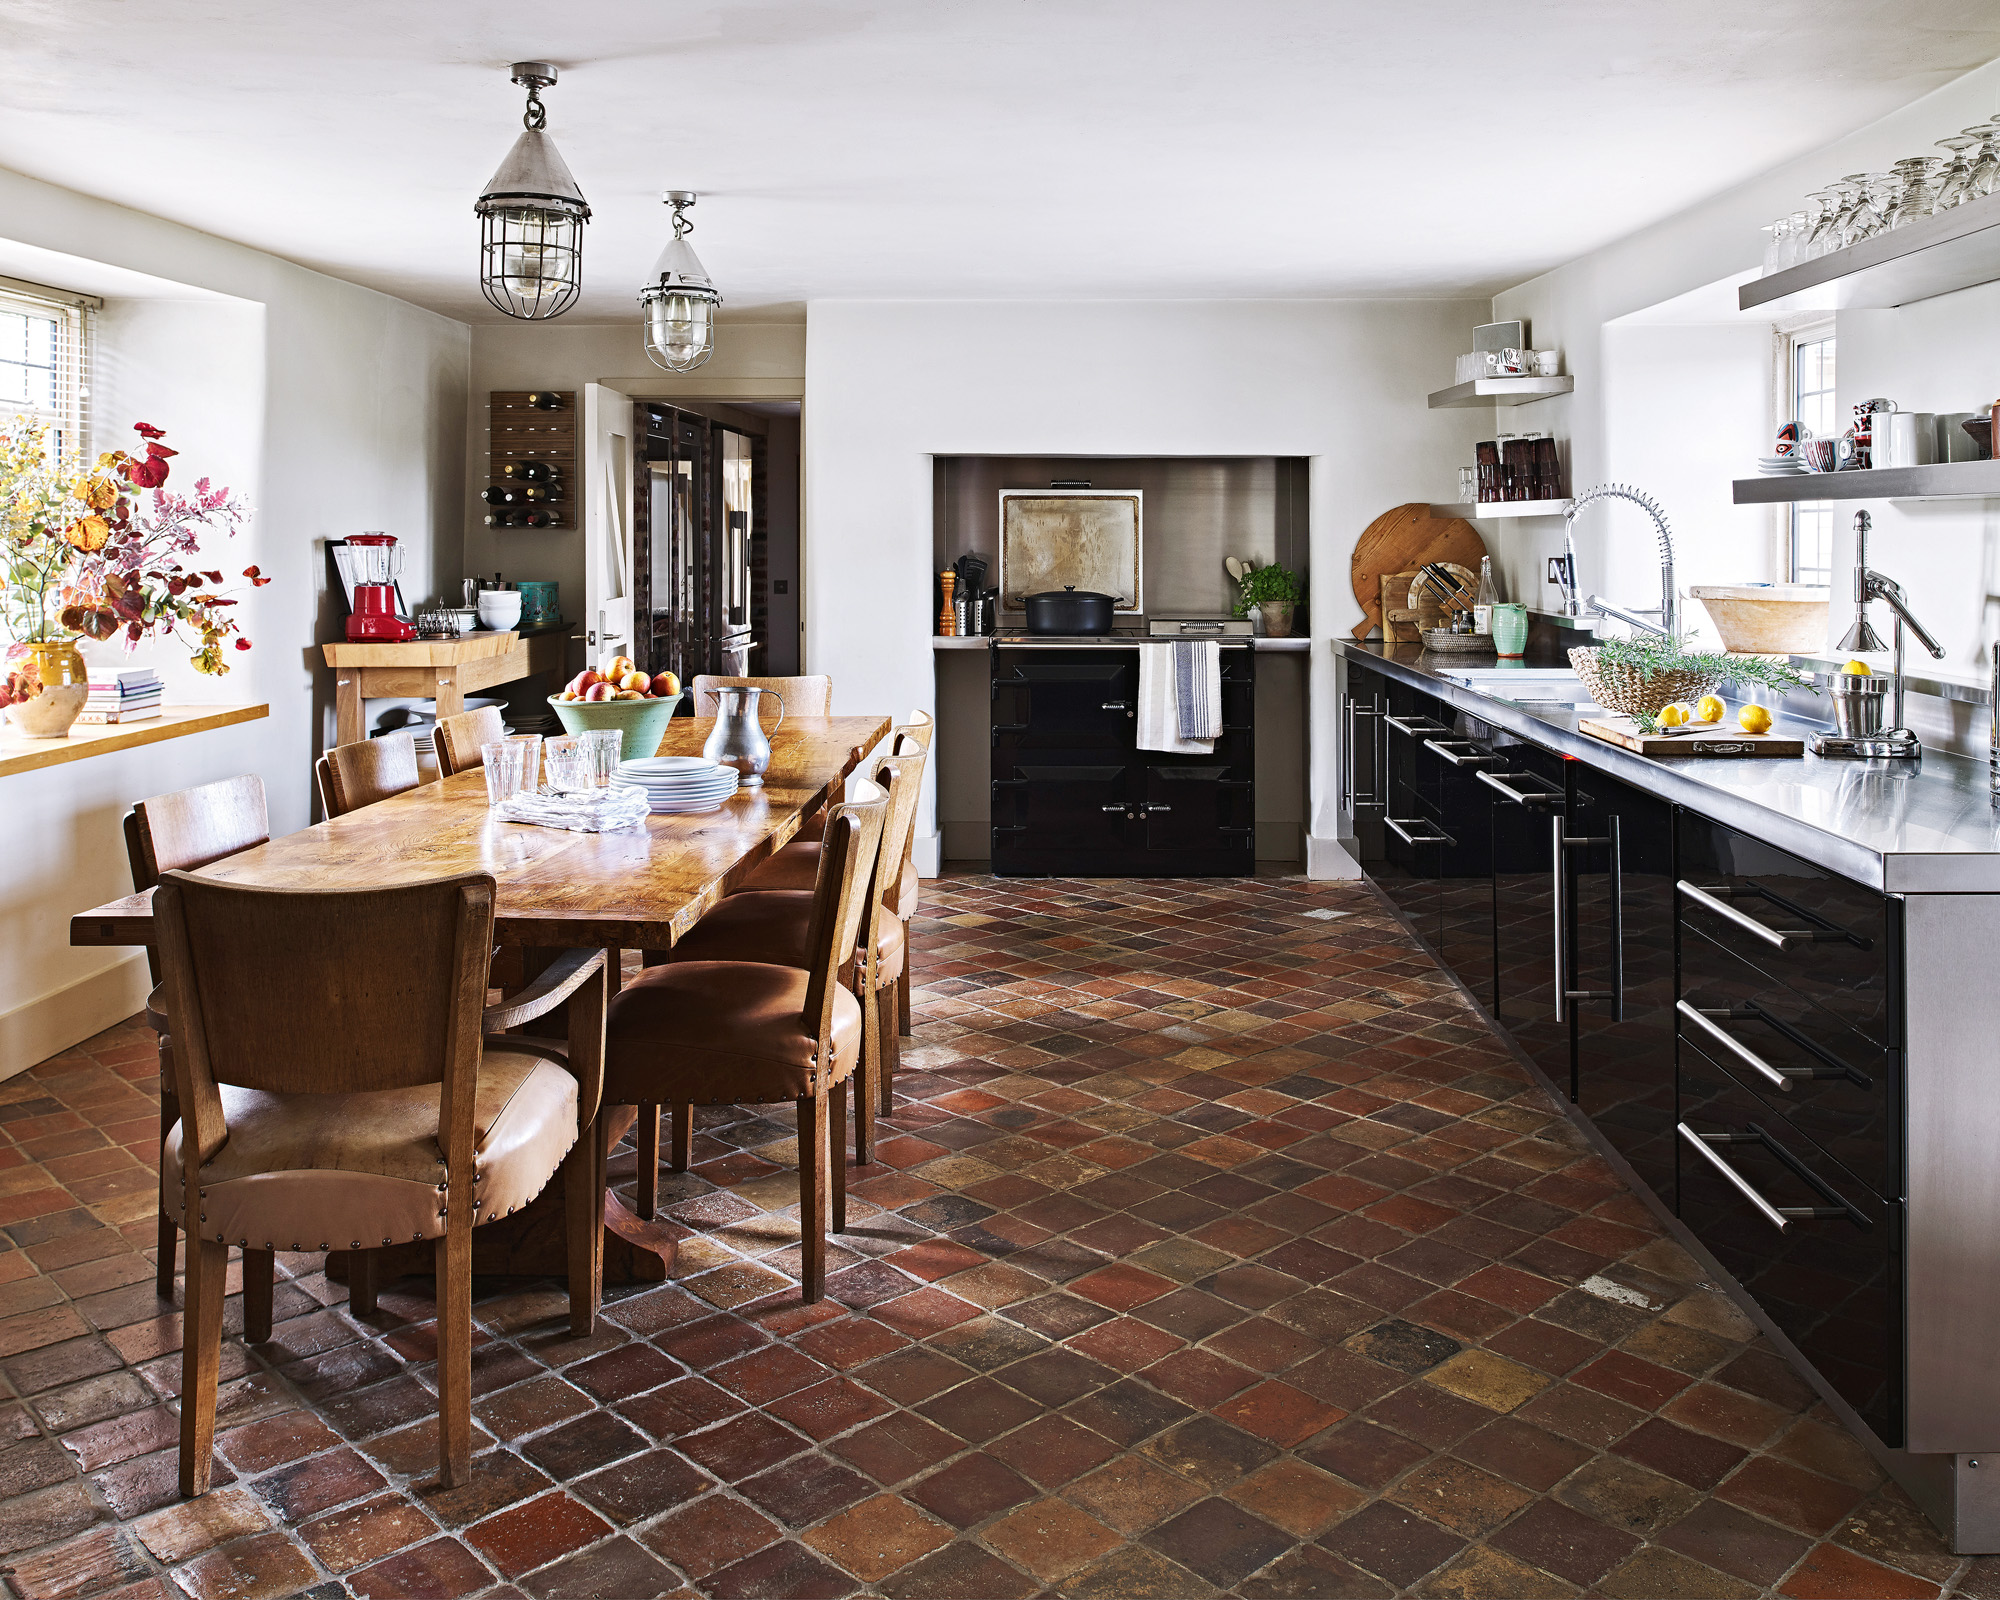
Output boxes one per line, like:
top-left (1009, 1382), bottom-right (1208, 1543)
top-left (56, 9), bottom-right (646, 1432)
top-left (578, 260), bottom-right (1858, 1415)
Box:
top-left (1760, 219), bottom-right (1783, 275)
top-left (1800, 190), bottom-right (1841, 258)
top-left (1844, 175), bottom-right (1888, 244)
top-left (545, 735), bottom-right (593, 792)
top-left (1778, 210), bottom-right (1808, 269)
top-left (1933, 134), bottom-right (1979, 210)
top-left (1884, 157), bottom-right (1941, 228)
top-left (481, 740), bottom-right (528, 805)
top-left (1457, 465), bottom-right (1477, 501)
top-left (581, 728), bottom-right (623, 786)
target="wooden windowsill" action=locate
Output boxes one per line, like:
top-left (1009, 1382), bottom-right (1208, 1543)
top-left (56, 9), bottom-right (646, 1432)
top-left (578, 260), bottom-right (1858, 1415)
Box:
top-left (0, 704), bottom-right (270, 779)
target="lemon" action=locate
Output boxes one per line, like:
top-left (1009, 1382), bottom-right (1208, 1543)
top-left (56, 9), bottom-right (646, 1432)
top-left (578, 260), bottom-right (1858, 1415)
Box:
top-left (1657, 702), bottom-right (1689, 728)
top-left (1739, 704), bottom-right (1774, 734)
top-left (1695, 695), bottom-right (1725, 725)
top-left (1842, 659), bottom-right (1872, 676)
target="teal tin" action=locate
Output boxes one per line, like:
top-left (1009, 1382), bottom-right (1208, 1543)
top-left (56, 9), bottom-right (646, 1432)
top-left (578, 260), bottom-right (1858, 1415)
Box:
top-left (515, 580), bottom-right (560, 630)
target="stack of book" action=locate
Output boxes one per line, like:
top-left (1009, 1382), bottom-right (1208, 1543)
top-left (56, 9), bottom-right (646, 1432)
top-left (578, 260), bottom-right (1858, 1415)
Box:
top-left (78, 669), bottom-right (163, 725)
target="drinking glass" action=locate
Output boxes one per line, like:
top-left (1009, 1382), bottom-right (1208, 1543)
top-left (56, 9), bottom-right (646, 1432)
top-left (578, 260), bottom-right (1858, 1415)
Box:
top-left (1844, 175), bottom-right (1888, 245)
top-left (1885, 157), bottom-right (1940, 228)
top-left (545, 735), bottom-right (593, 791)
top-left (1779, 210), bottom-right (1808, 269)
top-left (482, 739), bottom-right (527, 804)
top-left (506, 733), bottom-right (542, 790)
top-left (1968, 124), bottom-right (2000, 199)
top-left (1934, 134), bottom-right (1979, 210)
top-left (581, 728), bottom-right (623, 786)
top-left (1801, 190), bottom-right (1841, 258)
top-left (1760, 219), bottom-right (1783, 275)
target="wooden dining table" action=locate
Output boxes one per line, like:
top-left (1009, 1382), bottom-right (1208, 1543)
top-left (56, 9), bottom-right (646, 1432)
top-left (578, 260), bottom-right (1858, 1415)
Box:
top-left (70, 713), bottom-right (891, 1296)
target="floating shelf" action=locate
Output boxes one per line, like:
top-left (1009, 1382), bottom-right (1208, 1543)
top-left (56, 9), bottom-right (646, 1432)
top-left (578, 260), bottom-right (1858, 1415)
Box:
top-left (1427, 376), bottom-right (1574, 409)
top-left (1731, 460), bottom-right (2000, 504)
top-left (1428, 499), bottom-right (1575, 520)
top-left (1740, 189), bottom-right (2000, 313)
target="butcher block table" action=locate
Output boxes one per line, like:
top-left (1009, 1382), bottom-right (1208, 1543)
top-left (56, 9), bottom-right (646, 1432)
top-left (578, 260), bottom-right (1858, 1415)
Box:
top-left (321, 627), bottom-right (570, 749)
top-left (71, 713), bottom-right (889, 1291)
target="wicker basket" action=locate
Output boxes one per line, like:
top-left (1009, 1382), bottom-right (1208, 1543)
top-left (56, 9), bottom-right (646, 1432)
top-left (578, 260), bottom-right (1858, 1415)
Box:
top-left (1568, 647), bottom-right (1719, 717)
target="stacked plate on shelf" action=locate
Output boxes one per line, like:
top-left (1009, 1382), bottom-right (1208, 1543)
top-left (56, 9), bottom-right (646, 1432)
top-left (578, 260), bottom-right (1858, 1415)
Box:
top-left (611, 756), bottom-right (741, 815)
top-left (1755, 453), bottom-right (1809, 476)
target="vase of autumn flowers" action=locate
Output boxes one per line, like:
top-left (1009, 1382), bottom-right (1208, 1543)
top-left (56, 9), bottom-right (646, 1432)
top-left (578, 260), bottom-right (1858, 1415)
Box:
top-left (1, 416), bottom-right (261, 737)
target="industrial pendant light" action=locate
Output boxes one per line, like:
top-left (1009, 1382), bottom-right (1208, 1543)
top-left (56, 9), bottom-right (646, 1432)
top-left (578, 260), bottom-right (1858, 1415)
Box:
top-left (639, 191), bottom-right (722, 371)
top-left (475, 62), bottom-right (591, 320)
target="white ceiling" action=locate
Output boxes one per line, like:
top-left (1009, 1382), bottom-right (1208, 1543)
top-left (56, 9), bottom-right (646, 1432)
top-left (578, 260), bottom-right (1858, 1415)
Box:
top-left (4, 0), bottom-right (2000, 323)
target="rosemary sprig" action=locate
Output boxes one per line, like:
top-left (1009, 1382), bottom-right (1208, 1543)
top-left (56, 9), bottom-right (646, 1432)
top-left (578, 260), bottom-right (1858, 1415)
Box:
top-left (1588, 635), bottom-right (1817, 697)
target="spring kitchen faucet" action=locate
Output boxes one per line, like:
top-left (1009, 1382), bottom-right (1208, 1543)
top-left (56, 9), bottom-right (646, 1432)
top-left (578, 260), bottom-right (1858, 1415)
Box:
top-left (1557, 483), bottom-right (1679, 639)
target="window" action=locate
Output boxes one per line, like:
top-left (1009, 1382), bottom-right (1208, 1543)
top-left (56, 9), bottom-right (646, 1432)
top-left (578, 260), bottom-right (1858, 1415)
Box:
top-left (0, 277), bottom-right (93, 466)
top-left (1788, 329), bottom-right (1836, 587)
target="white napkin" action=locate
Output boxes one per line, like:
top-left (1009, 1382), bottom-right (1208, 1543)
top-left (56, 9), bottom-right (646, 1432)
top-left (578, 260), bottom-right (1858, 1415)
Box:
top-left (495, 785), bottom-right (651, 833)
top-left (1137, 641), bottom-right (1221, 753)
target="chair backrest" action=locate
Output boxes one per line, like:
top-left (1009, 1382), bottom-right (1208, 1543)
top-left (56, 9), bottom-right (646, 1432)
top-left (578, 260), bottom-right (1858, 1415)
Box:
top-left (693, 674), bottom-right (832, 721)
top-left (125, 775), bottom-right (270, 983)
top-left (896, 708), bottom-right (934, 750)
top-left (434, 706), bottom-right (507, 778)
top-left (800, 777), bottom-right (886, 1046)
top-left (155, 870), bottom-right (495, 1099)
top-left (862, 749), bottom-right (926, 963)
top-left (322, 729), bottom-right (420, 817)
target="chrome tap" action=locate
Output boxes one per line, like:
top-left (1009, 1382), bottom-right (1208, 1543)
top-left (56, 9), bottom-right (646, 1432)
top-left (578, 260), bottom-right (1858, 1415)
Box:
top-left (1561, 483), bottom-right (1678, 638)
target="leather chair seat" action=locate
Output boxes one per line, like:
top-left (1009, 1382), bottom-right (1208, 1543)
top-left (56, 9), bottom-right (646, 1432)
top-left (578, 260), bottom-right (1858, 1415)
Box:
top-left (605, 960), bottom-right (862, 1107)
top-left (144, 983), bottom-right (169, 1037)
top-left (668, 890), bottom-right (905, 983)
top-left (743, 839), bottom-right (920, 915)
top-left (162, 1044), bottom-right (576, 1252)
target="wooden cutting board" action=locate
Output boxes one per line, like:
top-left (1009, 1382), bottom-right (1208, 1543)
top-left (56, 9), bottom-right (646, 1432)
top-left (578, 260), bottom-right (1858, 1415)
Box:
top-left (1580, 715), bottom-right (1804, 758)
top-left (1350, 504), bottom-right (1486, 640)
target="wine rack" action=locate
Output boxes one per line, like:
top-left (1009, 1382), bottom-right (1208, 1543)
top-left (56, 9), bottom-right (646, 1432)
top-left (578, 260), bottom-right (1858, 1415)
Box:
top-left (486, 390), bottom-right (575, 529)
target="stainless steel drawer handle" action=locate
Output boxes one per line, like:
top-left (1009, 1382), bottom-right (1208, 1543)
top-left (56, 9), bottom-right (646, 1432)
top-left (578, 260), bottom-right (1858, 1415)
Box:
top-left (1100, 701), bottom-right (1130, 710)
top-left (1677, 1121), bottom-right (1867, 1232)
top-left (1677, 1000), bottom-right (1802, 1093)
top-left (1384, 714), bottom-right (1449, 738)
top-left (1385, 816), bottom-right (1455, 847)
top-left (1424, 739), bottom-right (1506, 768)
top-left (1676, 880), bottom-right (1836, 952)
top-left (1475, 770), bottom-right (1557, 806)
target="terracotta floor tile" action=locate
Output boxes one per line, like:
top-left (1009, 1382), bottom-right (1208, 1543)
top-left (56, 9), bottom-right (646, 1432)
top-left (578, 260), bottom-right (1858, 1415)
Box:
top-left (1716, 1456), bottom-right (1868, 1536)
top-left (1227, 1458), bottom-right (1368, 1538)
top-left (702, 1538), bottom-right (857, 1600)
top-left (1659, 1496), bottom-right (1815, 1585)
top-left (345, 1536), bottom-right (496, 1600)
top-left (801, 1493), bottom-right (953, 1582)
top-left (983, 1496), bottom-right (1122, 1582)
top-left (1318, 1499), bottom-right (1468, 1587)
top-left (1778, 1541), bottom-right (1942, 1599)
top-left (908, 1451), bottom-right (1037, 1527)
top-left (172, 1531), bottom-right (321, 1600)
top-left (463, 1490), bottom-right (610, 1579)
top-left (641, 1492), bottom-right (781, 1579)
top-left (298, 1491), bottom-right (439, 1572)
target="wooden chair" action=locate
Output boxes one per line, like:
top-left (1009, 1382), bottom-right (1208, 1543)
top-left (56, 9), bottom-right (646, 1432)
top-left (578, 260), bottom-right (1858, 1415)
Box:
top-left (317, 728), bottom-right (421, 817)
top-left (123, 777), bottom-right (272, 1301)
top-left (691, 674), bottom-right (832, 720)
top-left (741, 709), bottom-right (934, 1052)
top-left (635, 750), bottom-right (924, 1202)
top-left (154, 868), bottom-right (607, 1495)
top-left (434, 706), bottom-right (508, 778)
top-left (600, 779), bottom-right (885, 1301)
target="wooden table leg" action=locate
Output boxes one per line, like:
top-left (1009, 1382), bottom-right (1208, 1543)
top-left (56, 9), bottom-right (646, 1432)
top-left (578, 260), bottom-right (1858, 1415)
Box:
top-left (433, 669), bottom-right (464, 721)
top-left (334, 672), bottom-right (364, 748)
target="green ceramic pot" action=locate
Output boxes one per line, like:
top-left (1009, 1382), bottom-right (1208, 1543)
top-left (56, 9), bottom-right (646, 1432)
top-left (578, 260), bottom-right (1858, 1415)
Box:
top-left (547, 692), bottom-right (684, 762)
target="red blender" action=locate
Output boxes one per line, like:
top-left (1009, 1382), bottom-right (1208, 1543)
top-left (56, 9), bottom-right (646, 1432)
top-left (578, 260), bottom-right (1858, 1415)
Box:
top-left (345, 533), bottom-right (416, 642)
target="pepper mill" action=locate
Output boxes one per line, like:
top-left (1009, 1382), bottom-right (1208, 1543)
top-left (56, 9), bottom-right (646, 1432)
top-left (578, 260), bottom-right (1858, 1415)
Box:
top-left (938, 571), bottom-right (957, 636)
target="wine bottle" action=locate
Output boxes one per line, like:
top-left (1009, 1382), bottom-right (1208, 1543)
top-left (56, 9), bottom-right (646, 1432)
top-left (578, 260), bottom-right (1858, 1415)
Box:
top-left (519, 508), bottom-right (554, 529)
top-left (525, 391), bottom-right (563, 410)
top-left (481, 486), bottom-right (517, 507)
top-left (1473, 556), bottom-right (1499, 635)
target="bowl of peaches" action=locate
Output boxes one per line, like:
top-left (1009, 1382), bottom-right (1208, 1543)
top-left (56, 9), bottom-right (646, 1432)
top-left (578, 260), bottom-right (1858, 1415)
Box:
top-left (548, 655), bottom-right (684, 758)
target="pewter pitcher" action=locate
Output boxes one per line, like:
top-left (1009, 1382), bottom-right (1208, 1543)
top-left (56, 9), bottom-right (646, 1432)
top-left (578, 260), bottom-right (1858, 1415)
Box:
top-left (701, 686), bottom-right (785, 787)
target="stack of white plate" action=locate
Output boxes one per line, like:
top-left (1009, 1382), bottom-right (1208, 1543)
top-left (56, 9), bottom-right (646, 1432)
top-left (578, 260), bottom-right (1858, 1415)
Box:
top-left (611, 756), bottom-right (741, 814)
top-left (1756, 454), bottom-right (1808, 476)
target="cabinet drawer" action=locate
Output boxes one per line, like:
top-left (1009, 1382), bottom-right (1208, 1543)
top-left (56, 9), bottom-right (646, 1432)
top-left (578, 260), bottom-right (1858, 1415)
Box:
top-left (1677, 1053), bottom-right (1902, 1445)
top-left (1675, 817), bottom-right (1895, 1048)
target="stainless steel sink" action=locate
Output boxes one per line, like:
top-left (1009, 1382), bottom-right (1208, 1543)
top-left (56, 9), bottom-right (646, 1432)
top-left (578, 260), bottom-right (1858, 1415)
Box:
top-left (1437, 667), bottom-right (1601, 709)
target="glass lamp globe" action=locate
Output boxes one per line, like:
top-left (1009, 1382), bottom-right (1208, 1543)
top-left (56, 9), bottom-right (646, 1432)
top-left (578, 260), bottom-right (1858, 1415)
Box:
top-left (639, 193), bottom-right (721, 372)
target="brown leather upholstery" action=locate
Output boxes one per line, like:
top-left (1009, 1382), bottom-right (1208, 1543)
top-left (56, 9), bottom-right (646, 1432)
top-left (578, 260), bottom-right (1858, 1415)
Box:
top-left (744, 838), bottom-right (919, 916)
top-left (161, 1044), bottom-right (576, 1251)
top-left (606, 962), bottom-right (863, 1107)
top-left (665, 891), bottom-right (906, 983)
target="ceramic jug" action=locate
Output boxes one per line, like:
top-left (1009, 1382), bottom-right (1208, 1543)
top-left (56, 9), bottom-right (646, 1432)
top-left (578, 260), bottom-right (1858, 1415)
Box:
top-left (701, 685), bottom-right (785, 786)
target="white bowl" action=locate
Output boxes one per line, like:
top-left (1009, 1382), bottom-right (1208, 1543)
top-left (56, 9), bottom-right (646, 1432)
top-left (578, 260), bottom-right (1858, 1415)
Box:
top-left (476, 591), bottom-right (522, 630)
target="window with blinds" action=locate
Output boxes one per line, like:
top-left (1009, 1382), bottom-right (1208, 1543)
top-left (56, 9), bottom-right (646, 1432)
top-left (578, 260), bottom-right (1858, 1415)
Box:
top-left (0, 278), bottom-right (94, 466)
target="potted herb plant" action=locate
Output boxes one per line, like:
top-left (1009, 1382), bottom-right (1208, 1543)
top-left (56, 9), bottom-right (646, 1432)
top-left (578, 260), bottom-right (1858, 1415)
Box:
top-left (1231, 562), bottom-right (1303, 637)
top-left (2, 417), bottom-right (260, 737)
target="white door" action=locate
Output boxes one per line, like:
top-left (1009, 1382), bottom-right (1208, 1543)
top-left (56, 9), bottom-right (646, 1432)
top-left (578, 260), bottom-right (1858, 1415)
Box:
top-left (582, 382), bottom-right (635, 666)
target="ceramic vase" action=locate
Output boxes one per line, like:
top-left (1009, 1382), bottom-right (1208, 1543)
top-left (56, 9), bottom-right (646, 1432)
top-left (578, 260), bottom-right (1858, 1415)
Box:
top-left (3, 639), bottom-right (90, 738)
top-left (1258, 601), bottom-right (1295, 638)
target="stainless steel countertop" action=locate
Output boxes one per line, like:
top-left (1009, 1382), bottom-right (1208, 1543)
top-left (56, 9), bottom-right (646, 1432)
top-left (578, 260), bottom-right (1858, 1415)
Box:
top-left (932, 636), bottom-right (1309, 651)
top-left (1336, 639), bottom-right (2000, 894)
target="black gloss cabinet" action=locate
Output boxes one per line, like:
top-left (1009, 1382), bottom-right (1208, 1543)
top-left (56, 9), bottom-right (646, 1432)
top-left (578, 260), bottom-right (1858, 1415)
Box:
top-left (991, 647), bottom-right (1255, 876)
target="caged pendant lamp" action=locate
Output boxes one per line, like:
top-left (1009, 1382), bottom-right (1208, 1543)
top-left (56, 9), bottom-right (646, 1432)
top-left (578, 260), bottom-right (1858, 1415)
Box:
top-left (639, 191), bottom-right (722, 371)
top-left (475, 62), bottom-right (591, 319)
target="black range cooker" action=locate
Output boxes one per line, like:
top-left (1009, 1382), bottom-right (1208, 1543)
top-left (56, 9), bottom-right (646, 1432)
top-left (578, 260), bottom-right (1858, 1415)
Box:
top-left (988, 639), bottom-right (1255, 876)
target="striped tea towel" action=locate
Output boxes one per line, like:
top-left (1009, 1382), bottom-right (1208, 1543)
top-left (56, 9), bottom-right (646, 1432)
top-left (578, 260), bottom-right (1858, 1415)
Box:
top-left (1137, 641), bottom-right (1221, 753)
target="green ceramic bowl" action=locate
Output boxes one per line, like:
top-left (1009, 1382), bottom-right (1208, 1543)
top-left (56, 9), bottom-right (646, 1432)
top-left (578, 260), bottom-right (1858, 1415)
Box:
top-left (546, 692), bottom-right (686, 761)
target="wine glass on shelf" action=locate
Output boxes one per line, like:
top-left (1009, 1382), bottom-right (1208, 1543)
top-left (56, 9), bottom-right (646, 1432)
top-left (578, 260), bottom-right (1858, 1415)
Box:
top-left (1967, 124), bottom-right (2000, 199)
top-left (1761, 219), bottom-right (1785, 275)
top-left (1932, 134), bottom-right (1978, 210)
top-left (1884, 157), bottom-right (1941, 228)
top-left (1779, 209), bottom-right (1809, 270)
top-left (1800, 190), bottom-right (1839, 259)
top-left (1839, 175), bottom-right (1886, 247)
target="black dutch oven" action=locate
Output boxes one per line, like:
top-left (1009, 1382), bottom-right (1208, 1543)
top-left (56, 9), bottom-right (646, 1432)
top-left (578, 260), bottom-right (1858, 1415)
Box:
top-left (1024, 587), bottom-right (1117, 635)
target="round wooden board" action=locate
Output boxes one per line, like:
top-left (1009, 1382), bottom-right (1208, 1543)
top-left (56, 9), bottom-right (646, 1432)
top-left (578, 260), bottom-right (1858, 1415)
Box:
top-left (1350, 504), bottom-right (1487, 640)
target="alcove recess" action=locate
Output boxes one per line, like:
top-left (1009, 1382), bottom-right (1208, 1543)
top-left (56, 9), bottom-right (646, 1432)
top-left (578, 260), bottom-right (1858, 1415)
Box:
top-left (487, 391), bottom-right (575, 529)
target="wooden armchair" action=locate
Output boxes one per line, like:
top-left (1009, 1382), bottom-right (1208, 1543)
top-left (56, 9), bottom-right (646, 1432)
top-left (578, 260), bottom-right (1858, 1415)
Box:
top-left (154, 869), bottom-right (606, 1494)
top-left (434, 706), bottom-right (508, 778)
top-left (691, 673), bottom-right (832, 719)
top-left (316, 728), bottom-right (420, 818)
